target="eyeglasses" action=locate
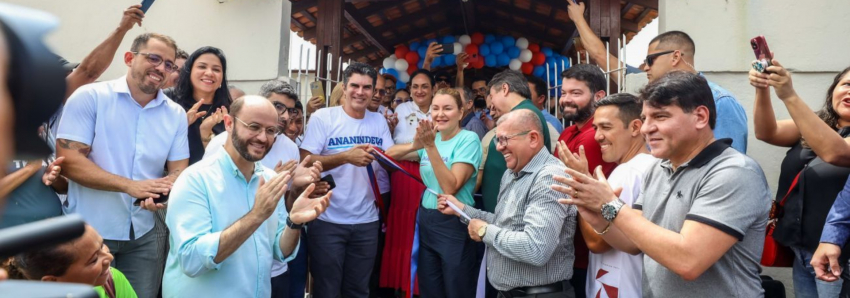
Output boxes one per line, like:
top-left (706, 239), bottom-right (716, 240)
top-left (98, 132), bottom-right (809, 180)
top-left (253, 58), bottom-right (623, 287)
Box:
top-left (495, 130), bottom-right (531, 147)
top-left (376, 89), bottom-right (388, 96)
top-left (474, 87), bottom-right (487, 94)
top-left (393, 98), bottom-right (412, 104)
top-left (234, 116), bottom-right (281, 137)
top-left (643, 50), bottom-right (675, 67)
top-left (132, 52), bottom-right (178, 73)
top-left (272, 102), bottom-right (301, 116)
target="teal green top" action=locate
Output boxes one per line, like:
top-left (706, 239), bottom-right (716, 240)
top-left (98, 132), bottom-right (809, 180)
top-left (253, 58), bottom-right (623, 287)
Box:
top-left (418, 130), bottom-right (482, 209)
top-left (94, 267), bottom-right (137, 298)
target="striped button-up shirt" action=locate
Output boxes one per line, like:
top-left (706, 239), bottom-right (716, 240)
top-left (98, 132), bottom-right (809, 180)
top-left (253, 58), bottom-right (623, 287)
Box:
top-left (464, 147), bottom-right (577, 291)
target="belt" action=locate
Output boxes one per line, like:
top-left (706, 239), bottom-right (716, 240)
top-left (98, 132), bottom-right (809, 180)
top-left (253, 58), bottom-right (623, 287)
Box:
top-left (499, 280), bottom-right (566, 298)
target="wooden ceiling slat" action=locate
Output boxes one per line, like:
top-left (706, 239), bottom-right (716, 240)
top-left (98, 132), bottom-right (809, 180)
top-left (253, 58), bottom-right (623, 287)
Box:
top-left (624, 0), bottom-right (658, 10)
top-left (344, 3), bottom-right (392, 54)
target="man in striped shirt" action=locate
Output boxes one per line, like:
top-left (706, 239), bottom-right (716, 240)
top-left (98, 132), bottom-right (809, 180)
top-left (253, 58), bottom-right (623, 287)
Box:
top-left (439, 109), bottom-right (577, 298)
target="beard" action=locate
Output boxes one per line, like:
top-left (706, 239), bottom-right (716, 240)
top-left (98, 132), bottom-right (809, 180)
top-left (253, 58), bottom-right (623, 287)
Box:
top-left (562, 102), bottom-right (594, 124)
top-left (231, 127), bottom-right (272, 162)
top-left (131, 67), bottom-right (164, 95)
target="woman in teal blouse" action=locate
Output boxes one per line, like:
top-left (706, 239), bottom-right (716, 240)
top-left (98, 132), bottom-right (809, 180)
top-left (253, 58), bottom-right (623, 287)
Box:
top-left (387, 88), bottom-right (482, 298)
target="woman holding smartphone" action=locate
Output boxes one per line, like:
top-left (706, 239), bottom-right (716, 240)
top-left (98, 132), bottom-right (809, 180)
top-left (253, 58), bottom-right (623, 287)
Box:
top-left (750, 59), bottom-right (850, 297)
top-left (384, 88), bottom-right (482, 298)
top-left (170, 47), bottom-right (233, 165)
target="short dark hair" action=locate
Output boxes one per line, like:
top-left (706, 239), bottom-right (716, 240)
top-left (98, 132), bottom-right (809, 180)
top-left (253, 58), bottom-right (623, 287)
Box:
top-left (488, 70), bottom-right (531, 99)
top-left (409, 69), bottom-right (435, 86)
top-left (176, 48), bottom-right (189, 60)
top-left (259, 80), bottom-right (299, 101)
top-left (343, 62), bottom-right (377, 86)
top-left (383, 74), bottom-right (397, 85)
top-left (595, 93), bottom-right (642, 128)
top-left (525, 74), bottom-right (547, 99)
top-left (394, 88), bottom-right (409, 97)
top-left (639, 71), bottom-right (716, 129)
top-left (471, 76), bottom-right (489, 86)
top-left (130, 33), bottom-right (178, 57)
top-left (649, 30), bottom-right (695, 56)
top-left (561, 64), bottom-right (606, 94)
top-left (229, 96), bottom-right (246, 117)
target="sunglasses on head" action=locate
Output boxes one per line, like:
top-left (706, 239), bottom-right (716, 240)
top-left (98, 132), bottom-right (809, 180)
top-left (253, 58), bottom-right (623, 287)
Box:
top-left (644, 50), bottom-right (676, 67)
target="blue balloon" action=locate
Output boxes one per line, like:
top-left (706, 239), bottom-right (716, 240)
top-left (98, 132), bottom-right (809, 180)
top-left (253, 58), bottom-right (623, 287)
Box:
top-left (533, 65), bottom-right (545, 77)
top-left (485, 55), bottom-right (497, 67)
top-left (443, 54), bottom-right (457, 67)
top-left (541, 47), bottom-right (554, 57)
top-left (484, 34), bottom-right (496, 44)
top-left (418, 46), bottom-right (428, 59)
top-left (545, 57), bottom-right (557, 67)
top-left (426, 38), bottom-right (438, 46)
top-left (410, 41), bottom-right (421, 52)
top-left (383, 68), bottom-right (399, 79)
top-left (417, 60), bottom-right (424, 69)
top-left (560, 56), bottom-right (571, 68)
top-left (442, 35), bottom-right (456, 44)
top-left (396, 80), bottom-right (407, 90)
top-left (497, 53), bottom-right (510, 67)
top-left (479, 44), bottom-right (491, 56)
top-left (501, 36), bottom-right (516, 48)
top-left (490, 42), bottom-right (504, 55)
top-left (507, 46), bottom-right (521, 59)
top-left (431, 56), bottom-right (442, 68)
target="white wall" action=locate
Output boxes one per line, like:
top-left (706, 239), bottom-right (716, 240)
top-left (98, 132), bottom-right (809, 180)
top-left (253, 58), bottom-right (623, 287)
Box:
top-left (649, 0), bottom-right (850, 193)
top-left (6, 0), bottom-right (291, 94)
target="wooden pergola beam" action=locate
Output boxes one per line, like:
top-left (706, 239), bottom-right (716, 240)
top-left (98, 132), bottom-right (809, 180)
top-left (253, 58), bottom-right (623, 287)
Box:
top-left (625, 0), bottom-right (658, 11)
top-left (621, 19), bottom-right (639, 33)
top-left (460, 0), bottom-right (477, 33)
top-left (372, 4), bottom-right (445, 37)
top-left (344, 3), bottom-right (391, 54)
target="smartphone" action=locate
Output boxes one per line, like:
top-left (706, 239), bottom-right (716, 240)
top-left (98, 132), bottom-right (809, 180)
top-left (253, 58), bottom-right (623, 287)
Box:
top-left (437, 42), bottom-right (454, 55)
top-left (310, 81), bottom-right (326, 102)
top-left (750, 35), bottom-right (773, 72)
top-left (133, 192), bottom-right (169, 206)
top-left (319, 175), bottom-right (336, 190)
top-left (140, 0), bottom-right (156, 14)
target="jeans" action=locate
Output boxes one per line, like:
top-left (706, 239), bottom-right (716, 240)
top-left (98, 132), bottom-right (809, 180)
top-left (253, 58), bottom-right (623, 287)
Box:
top-left (104, 227), bottom-right (165, 298)
top-left (417, 207), bottom-right (477, 298)
top-left (792, 246), bottom-right (844, 298)
top-left (308, 219), bottom-right (380, 298)
top-left (271, 271), bottom-right (291, 298)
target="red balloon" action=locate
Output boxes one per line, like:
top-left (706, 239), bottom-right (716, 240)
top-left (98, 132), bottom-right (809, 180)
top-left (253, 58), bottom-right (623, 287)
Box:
top-left (394, 45), bottom-right (409, 60)
top-left (521, 62), bottom-right (534, 75)
top-left (471, 32), bottom-right (485, 45)
top-left (528, 43), bottom-right (540, 52)
top-left (465, 44), bottom-right (479, 55)
top-left (473, 56), bottom-right (485, 69)
top-left (404, 51), bottom-right (420, 65)
top-left (531, 52), bottom-right (546, 66)
top-left (407, 63), bottom-right (418, 75)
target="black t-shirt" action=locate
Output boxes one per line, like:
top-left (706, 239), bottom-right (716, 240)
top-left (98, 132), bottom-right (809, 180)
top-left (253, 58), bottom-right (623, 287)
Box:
top-left (187, 103), bottom-right (225, 165)
top-left (775, 127), bottom-right (850, 255)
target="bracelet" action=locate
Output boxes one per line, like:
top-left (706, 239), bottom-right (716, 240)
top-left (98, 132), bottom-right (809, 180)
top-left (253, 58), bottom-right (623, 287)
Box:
top-left (593, 222), bottom-right (612, 235)
top-left (286, 217), bottom-right (303, 230)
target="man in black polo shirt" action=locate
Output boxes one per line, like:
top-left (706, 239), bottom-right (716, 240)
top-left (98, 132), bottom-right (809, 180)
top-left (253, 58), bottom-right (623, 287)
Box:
top-left (553, 71), bottom-right (770, 297)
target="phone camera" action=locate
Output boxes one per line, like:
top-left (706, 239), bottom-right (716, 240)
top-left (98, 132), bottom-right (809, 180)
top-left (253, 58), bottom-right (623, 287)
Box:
top-left (751, 41), bottom-right (758, 50)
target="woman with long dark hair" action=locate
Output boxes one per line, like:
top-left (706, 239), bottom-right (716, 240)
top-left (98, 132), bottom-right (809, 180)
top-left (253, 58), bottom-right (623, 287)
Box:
top-left (751, 60), bottom-right (850, 297)
top-left (171, 46), bottom-right (233, 164)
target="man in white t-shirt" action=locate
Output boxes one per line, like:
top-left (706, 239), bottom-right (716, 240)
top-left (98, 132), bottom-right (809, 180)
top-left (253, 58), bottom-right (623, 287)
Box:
top-left (299, 63), bottom-right (394, 298)
top-left (556, 93), bottom-right (654, 298)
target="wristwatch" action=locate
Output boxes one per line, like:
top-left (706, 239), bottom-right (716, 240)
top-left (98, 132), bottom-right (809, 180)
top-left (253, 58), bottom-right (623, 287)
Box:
top-left (286, 217), bottom-right (303, 230)
top-left (601, 199), bottom-right (626, 222)
top-left (477, 224), bottom-right (488, 238)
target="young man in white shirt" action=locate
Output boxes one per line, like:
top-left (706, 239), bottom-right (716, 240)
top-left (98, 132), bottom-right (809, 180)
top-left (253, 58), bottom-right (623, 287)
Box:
top-left (557, 93), bottom-right (654, 298)
top-left (56, 33), bottom-right (187, 298)
top-left (299, 63), bottom-right (394, 298)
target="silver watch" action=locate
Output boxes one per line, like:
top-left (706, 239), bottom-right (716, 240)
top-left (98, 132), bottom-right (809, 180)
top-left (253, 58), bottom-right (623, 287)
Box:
top-left (601, 199), bottom-right (625, 222)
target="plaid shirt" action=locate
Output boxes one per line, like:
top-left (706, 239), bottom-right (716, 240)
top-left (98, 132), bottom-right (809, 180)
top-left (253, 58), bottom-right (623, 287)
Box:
top-left (465, 148), bottom-right (577, 291)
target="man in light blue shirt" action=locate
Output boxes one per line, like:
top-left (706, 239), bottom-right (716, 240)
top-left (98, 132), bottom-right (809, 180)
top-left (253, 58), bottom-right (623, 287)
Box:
top-left (163, 96), bottom-right (331, 298)
top-left (56, 33), bottom-right (187, 298)
top-left (641, 30), bottom-right (748, 153)
top-left (526, 74), bottom-right (564, 134)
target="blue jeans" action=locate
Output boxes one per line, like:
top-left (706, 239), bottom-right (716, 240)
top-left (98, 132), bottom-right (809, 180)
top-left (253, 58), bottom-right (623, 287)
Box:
top-left (793, 246), bottom-right (844, 298)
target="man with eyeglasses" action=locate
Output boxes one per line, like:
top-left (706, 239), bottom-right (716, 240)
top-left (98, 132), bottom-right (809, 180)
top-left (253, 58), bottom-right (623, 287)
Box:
top-left (55, 33), bottom-right (186, 298)
top-left (163, 95), bottom-right (332, 298)
top-left (438, 109), bottom-right (577, 298)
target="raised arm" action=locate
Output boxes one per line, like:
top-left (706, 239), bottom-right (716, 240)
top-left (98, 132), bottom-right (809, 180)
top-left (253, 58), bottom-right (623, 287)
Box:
top-left (567, 0), bottom-right (622, 85)
top-left (0, 161), bottom-right (40, 198)
top-left (65, 5), bottom-right (143, 100)
top-left (749, 67), bottom-right (800, 146)
top-left (455, 53), bottom-right (468, 87)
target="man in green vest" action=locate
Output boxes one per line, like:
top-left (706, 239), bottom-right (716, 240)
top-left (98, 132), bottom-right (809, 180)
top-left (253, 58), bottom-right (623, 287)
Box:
top-left (480, 70), bottom-right (551, 212)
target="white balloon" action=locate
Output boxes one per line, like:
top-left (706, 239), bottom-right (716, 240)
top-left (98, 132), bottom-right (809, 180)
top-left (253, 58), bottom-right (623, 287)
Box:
top-left (399, 72), bottom-right (410, 83)
top-left (383, 57), bottom-right (397, 70)
top-left (459, 35), bottom-right (472, 45)
top-left (519, 49), bottom-right (533, 63)
top-left (453, 42), bottom-right (463, 55)
top-left (516, 37), bottom-right (529, 50)
top-left (509, 59), bottom-right (522, 71)
top-left (394, 59), bottom-right (409, 72)
top-left (390, 54), bottom-right (397, 59)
